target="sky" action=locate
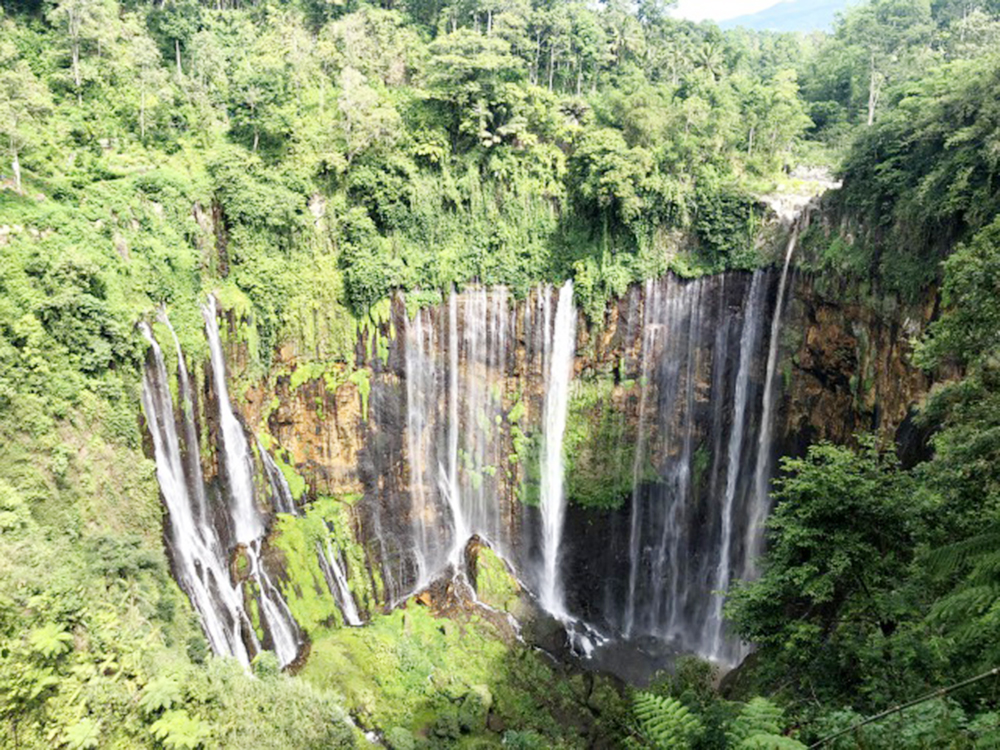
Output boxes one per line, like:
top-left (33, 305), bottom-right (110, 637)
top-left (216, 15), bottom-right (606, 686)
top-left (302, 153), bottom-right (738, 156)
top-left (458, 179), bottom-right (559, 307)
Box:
top-left (671, 0), bottom-right (784, 22)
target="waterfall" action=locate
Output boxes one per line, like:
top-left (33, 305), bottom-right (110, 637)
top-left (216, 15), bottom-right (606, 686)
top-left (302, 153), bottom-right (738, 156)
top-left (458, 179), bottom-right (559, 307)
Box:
top-left (392, 273), bottom-right (787, 663)
top-left (403, 287), bottom-right (513, 590)
top-left (260, 442), bottom-right (298, 515)
top-left (202, 298), bottom-right (263, 545)
top-left (538, 280), bottom-right (576, 617)
top-left (140, 323), bottom-right (254, 667)
top-left (746, 222), bottom-right (801, 577)
top-left (258, 437), bottom-right (363, 628)
top-left (144, 265), bottom-right (797, 672)
top-left (599, 272), bottom-right (774, 665)
top-left (623, 279), bottom-right (656, 638)
top-left (705, 271), bottom-right (766, 660)
top-left (201, 297), bottom-right (302, 668)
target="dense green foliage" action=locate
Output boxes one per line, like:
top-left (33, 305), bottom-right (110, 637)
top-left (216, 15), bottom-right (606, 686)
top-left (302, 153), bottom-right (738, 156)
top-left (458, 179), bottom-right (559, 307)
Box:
top-left (722, 4), bottom-right (1000, 743)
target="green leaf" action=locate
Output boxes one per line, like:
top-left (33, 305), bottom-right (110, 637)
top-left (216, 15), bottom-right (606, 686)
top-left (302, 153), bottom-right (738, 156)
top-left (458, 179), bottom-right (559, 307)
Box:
top-left (139, 676), bottom-right (183, 716)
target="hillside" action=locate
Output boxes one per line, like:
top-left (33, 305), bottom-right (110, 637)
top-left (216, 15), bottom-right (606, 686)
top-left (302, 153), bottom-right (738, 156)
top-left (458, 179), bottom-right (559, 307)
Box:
top-left (722, 0), bottom-right (854, 31)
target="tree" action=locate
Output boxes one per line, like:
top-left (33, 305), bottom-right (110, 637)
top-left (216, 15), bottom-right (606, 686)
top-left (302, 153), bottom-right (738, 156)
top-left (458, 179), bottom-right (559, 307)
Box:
top-left (228, 31), bottom-right (293, 153)
top-left (146, 0), bottom-right (202, 77)
top-left (121, 16), bottom-right (168, 141)
top-left (425, 28), bottom-right (526, 147)
top-left (337, 67), bottom-right (401, 165)
top-left (0, 36), bottom-right (51, 192)
top-left (835, 0), bottom-right (935, 125)
top-left (568, 127), bottom-right (653, 226)
top-left (46, 0), bottom-right (118, 103)
top-left (728, 439), bottom-right (922, 703)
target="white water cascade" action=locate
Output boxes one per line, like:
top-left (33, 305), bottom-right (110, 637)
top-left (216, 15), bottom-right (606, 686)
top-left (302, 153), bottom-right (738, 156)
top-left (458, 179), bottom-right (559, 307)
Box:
top-left (140, 323), bottom-right (254, 667)
top-left (403, 286), bottom-right (513, 590)
top-left (747, 220), bottom-right (802, 576)
top-left (145, 259), bottom-right (801, 674)
top-left (260, 443), bottom-right (298, 516)
top-left (201, 297), bottom-right (302, 668)
top-left (705, 271), bottom-right (766, 661)
top-left (538, 280), bottom-right (576, 617)
top-left (600, 272), bottom-right (776, 666)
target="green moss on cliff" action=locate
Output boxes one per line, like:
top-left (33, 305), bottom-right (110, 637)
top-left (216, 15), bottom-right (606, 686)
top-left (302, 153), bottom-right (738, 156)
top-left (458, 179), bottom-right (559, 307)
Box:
top-left (271, 496), bottom-right (373, 632)
top-left (473, 547), bottom-right (521, 614)
top-left (563, 378), bottom-right (636, 510)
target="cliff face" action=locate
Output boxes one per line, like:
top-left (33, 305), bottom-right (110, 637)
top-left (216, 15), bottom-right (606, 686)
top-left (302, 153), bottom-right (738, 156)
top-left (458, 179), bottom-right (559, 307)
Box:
top-left (779, 274), bottom-right (934, 461)
top-left (152, 239), bottom-right (935, 674)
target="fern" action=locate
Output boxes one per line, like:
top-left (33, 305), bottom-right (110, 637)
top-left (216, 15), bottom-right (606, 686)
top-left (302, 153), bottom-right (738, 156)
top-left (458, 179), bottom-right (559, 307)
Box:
top-left (139, 676), bottom-right (183, 716)
top-left (927, 525), bottom-right (1000, 578)
top-left (633, 691), bottom-right (703, 749)
top-left (738, 734), bottom-right (807, 749)
top-left (728, 697), bottom-right (785, 744)
top-left (926, 525), bottom-right (1000, 664)
top-left (726, 698), bottom-right (807, 749)
top-left (149, 709), bottom-right (211, 750)
top-left (64, 718), bottom-right (101, 750)
top-left (28, 623), bottom-right (72, 659)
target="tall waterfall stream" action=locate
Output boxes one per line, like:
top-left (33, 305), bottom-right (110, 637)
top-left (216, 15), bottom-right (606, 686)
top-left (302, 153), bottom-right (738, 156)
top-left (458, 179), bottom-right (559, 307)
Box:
top-left (141, 241), bottom-right (799, 672)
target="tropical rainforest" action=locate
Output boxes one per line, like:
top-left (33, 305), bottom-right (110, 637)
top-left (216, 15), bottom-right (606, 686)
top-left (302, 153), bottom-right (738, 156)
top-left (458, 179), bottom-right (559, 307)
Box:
top-left (1, 0), bottom-right (1000, 746)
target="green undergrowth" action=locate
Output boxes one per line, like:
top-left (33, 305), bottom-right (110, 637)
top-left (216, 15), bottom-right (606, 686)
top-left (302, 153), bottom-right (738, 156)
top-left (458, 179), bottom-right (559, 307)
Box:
top-left (472, 547), bottom-right (521, 615)
top-left (300, 602), bottom-right (629, 748)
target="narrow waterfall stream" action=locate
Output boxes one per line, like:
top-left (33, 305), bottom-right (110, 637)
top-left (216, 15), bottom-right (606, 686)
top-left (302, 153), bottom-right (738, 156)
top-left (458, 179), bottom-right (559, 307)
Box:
top-left (260, 443), bottom-right (298, 516)
top-left (538, 280), bottom-right (576, 618)
top-left (260, 440), bottom-right (363, 628)
top-left (747, 221), bottom-right (802, 577)
top-left (319, 538), bottom-right (363, 627)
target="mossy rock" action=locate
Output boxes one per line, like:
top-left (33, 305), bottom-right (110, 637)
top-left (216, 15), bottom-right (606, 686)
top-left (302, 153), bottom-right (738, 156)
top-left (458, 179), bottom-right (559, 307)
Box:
top-left (458, 685), bottom-right (493, 732)
top-left (469, 544), bottom-right (520, 613)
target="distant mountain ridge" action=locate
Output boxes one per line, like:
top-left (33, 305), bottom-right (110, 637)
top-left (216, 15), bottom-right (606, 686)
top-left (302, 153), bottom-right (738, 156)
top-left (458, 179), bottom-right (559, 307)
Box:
top-left (720, 0), bottom-right (854, 32)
